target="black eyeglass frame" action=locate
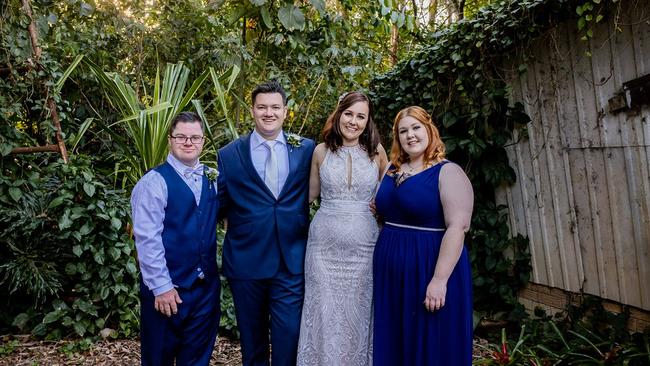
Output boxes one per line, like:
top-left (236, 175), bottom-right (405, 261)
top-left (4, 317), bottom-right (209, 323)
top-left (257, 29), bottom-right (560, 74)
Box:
top-left (169, 135), bottom-right (205, 144)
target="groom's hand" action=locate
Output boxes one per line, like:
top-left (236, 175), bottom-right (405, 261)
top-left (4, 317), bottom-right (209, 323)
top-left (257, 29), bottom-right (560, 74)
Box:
top-left (154, 288), bottom-right (183, 317)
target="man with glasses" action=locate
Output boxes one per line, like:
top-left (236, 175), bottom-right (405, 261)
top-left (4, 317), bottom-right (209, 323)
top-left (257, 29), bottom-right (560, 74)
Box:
top-left (131, 111), bottom-right (220, 365)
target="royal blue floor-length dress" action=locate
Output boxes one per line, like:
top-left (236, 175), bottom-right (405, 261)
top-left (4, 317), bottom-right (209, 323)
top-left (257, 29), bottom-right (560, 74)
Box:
top-left (373, 161), bottom-right (473, 365)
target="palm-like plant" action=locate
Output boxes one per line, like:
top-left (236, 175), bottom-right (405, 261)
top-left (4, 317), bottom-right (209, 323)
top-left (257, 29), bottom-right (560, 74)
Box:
top-left (194, 64), bottom-right (241, 167)
top-left (57, 56), bottom-right (243, 187)
top-left (84, 59), bottom-right (209, 186)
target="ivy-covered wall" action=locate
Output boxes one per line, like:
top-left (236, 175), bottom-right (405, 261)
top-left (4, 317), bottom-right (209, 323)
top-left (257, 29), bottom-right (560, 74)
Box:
top-left (369, 0), bottom-right (613, 317)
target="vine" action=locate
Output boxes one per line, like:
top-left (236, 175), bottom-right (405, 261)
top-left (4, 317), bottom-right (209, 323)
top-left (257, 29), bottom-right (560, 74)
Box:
top-left (370, 0), bottom-right (613, 319)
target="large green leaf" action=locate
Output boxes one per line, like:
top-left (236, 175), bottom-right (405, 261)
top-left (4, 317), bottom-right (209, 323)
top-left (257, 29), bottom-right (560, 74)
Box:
top-left (278, 5), bottom-right (305, 31)
top-left (8, 187), bottom-right (22, 202)
top-left (260, 5), bottom-right (273, 29)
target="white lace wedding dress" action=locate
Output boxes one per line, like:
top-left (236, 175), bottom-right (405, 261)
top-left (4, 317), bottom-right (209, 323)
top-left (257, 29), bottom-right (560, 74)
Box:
top-left (297, 145), bottom-right (379, 366)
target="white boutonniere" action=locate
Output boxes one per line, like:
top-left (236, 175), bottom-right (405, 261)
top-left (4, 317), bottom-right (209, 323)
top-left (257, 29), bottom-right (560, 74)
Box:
top-left (205, 167), bottom-right (219, 182)
top-left (286, 133), bottom-right (302, 149)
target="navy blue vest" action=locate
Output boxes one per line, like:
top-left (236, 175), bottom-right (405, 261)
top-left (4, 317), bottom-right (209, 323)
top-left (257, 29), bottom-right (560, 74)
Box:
top-left (154, 162), bottom-right (219, 289)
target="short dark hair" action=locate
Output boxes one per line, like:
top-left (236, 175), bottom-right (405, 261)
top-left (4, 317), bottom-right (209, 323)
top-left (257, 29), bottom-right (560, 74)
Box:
top-left (251, 80), bottom-right (287, 106)
top-left (169, 111), bottom-right (204, 135)
top-left (321, 91), bottom-right (380, 159)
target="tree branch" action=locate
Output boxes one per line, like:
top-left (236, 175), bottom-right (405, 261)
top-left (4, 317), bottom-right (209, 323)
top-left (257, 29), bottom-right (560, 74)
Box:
top-left (11, 144), bottom-right (60, 154)
top-left (18, 0), bottom-right (69, 163)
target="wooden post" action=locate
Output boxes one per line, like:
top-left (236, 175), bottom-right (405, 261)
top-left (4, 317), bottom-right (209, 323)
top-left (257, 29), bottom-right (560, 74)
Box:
top-left (11, 0), bottom-right (69, 163)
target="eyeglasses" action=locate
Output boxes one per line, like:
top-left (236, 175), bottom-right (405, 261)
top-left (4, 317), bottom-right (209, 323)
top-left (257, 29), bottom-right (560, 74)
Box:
top-left (169, 135), bottom-right (204, 144)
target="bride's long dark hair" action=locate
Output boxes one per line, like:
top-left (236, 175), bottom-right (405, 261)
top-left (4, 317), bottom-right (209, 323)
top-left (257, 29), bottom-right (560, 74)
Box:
top-left (321, 91), bottom-right (380, 159)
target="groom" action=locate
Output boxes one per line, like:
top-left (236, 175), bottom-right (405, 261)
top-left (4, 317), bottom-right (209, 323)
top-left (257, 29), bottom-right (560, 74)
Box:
top-left (217, 80), bottom-right (315, 366)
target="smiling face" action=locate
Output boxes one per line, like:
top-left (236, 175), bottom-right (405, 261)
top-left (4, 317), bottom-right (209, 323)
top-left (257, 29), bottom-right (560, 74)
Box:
top-left (397, 116), bottom-right (430, 160)
top-left (338, 101), bottom-right (369, 146)
top-left (168, 121), bottom-right (204, 167)
top-left (251, 92), bottom-right (287, 140)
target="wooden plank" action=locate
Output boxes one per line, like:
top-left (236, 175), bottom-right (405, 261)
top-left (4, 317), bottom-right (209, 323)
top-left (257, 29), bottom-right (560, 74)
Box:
top-left (552, 21), bottom-right (593, 292)
top-left (544, 23), bottom-right (585, 292)
top-left (496, 70), bottom-right (526, 241)
top-left (608, 3), bottom-right (648, 309)
top-left (516, 66), bottom-right (548, 285)
top-left (566, 15), bottom-right (619, 301)
top-left (588, 11), bottom-right (637, 306)
top-left (623, 1), bottom-right (650, 310)
top-left (508, 72), bottom-right (530, 239)
top-left (629, 0), bottom-right (650, 310)
top-left (629, 0), bottom-right (650, 75)
top-left (530, 30), bottom-right (570, 290)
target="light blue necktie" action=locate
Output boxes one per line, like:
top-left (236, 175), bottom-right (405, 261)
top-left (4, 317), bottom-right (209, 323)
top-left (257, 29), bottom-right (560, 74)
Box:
top-left (264, 140), bottom-right (279, 197)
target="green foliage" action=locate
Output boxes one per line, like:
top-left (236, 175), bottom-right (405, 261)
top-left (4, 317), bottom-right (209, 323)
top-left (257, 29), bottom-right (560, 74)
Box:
top-left (79, 59), bottom-right (243, 186)
top-left (0, 339), bottom-right (20, 356)
top-left (221, 0), bottom-right (421, 138)
top-left (472, 205), bottom-right (531, 317)
top-left (576, 0), bottom-right (608, 48)
top-left (215, 225), bottom-right (238, 338)
top-left (369, 0), bottom-right (599, 318)
top-left (475, 326), bottom-right (547, 365)
top-left (59, 337), bottom-right (94, 356)
top-left (0, 154), bottom-right (139, 339)
top-left (476, 298), bottom-right (650, 365)
top-left (82, 59), bottom-right (210, 186)
top-left (1, 0), bottom-right (624, 342)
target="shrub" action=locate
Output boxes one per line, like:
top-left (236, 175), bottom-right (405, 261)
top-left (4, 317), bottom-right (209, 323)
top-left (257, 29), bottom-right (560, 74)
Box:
top-left (0, 154), bottom-right (139, 339)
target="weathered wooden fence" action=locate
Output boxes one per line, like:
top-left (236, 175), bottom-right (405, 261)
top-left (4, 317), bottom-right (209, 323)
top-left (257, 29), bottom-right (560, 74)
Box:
top-left (496, 0), bottom-right (650, 312)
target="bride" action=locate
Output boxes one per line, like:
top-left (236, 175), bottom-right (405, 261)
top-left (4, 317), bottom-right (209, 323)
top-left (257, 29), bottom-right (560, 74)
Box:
top-left (296, 91), bottom-right (388, 366)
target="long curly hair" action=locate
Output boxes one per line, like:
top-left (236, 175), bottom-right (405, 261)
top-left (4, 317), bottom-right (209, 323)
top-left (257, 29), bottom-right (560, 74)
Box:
top-left (390, 106), bottom-right (446, 172)
top-left (321, 91), bottom-right (380, 159)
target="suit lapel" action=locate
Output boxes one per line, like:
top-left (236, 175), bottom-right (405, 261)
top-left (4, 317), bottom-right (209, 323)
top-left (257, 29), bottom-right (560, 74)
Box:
top-left (278, 134), bottom-right (301, 198)
top-left (236, 133), bottom-right (276, 199)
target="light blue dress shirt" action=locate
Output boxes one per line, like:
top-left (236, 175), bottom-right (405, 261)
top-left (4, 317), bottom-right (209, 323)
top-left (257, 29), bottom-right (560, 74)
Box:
top-left (130, 154), bottom-right (215, 296)
top-left (250, 129), bottom-right (289, 195)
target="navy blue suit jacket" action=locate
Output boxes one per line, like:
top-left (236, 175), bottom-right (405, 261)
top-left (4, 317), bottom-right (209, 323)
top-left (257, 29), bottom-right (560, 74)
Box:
top-left (217, 132), bottom-right (315, 280)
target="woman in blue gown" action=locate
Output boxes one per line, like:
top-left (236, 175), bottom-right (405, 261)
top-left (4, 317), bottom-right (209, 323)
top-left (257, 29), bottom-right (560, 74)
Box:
top-left (373, 106), bottom-right (474, 365)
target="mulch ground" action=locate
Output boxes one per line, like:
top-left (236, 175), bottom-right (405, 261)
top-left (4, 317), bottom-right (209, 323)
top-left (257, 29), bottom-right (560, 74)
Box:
top-left (0, 335), bottom-right (493, 365)
top-left (0, 335), bottom-right (241, 366)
